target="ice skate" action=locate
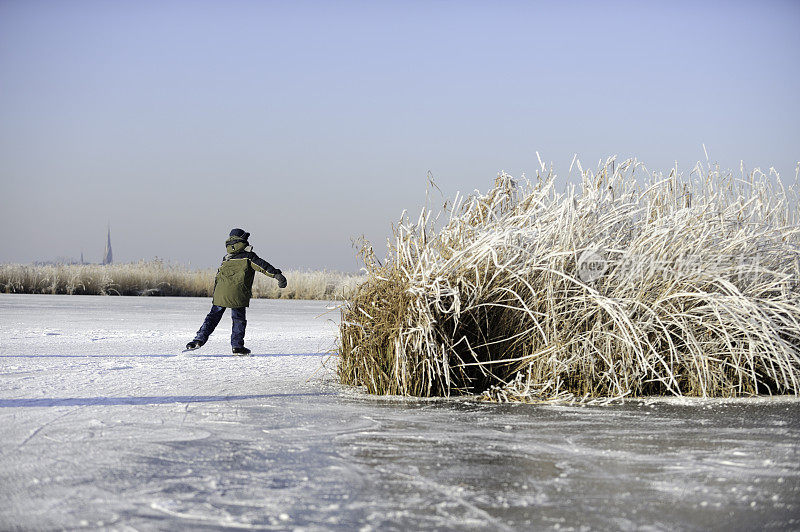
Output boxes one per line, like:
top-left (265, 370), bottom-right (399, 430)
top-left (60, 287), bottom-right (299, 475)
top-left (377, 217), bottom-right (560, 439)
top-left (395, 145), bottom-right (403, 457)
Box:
top-left (183, 340), bottom-right (204, 352)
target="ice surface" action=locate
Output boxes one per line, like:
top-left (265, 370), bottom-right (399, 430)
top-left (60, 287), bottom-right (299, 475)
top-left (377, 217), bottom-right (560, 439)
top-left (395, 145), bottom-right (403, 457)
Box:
top-left (1, 294), bottom-right (798, 530)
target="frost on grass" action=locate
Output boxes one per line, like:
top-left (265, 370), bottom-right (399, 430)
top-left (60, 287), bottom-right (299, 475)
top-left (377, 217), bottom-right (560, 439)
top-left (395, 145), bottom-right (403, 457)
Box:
top-left (338, 157), bottom-right (800, 403)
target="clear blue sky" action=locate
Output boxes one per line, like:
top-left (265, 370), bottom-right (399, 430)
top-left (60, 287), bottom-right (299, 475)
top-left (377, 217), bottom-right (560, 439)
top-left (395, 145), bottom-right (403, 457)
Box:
top-left (1, 0), bottom-right (798, 271)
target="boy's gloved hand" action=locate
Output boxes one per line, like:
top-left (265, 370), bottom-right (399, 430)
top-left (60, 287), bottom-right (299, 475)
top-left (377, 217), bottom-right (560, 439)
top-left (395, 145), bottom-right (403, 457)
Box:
top-left (276, 273), bottom-right (288, 288)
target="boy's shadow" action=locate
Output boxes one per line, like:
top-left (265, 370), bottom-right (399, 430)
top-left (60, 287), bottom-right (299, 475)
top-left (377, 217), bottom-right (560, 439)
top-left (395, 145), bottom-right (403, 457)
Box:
top-left (192, 352), bottom-right (331, 358)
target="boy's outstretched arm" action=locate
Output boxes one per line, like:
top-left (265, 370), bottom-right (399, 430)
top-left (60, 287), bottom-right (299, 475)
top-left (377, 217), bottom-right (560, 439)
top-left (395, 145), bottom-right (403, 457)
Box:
top-left (248, 252), bottom-right (288, 288)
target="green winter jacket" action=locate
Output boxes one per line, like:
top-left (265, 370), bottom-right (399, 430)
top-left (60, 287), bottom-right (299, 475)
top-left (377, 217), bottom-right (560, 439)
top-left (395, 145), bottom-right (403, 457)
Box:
top-left (212, 235), bottom-right (281, 308)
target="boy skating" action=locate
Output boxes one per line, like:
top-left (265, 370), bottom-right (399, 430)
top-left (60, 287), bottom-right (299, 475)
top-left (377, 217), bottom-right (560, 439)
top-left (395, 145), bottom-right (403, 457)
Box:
top-left (186, 228), bottom-right (287, 355)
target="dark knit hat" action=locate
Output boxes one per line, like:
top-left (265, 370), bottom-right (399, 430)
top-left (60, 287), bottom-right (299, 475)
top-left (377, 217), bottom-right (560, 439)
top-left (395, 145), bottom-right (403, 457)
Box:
top-left (229, 228), bottom-right (250, 240)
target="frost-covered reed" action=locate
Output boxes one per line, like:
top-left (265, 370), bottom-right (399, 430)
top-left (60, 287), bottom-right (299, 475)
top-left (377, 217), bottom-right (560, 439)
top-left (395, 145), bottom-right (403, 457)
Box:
top-left (0, 261), bottom-right (362, 300)
top-left (338, 158), bottom-right (800, 402)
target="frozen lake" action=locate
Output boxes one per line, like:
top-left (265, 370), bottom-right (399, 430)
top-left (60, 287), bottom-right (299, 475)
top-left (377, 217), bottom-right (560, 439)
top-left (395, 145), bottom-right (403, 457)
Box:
top-left (1, 294), bottom-right (798, 530)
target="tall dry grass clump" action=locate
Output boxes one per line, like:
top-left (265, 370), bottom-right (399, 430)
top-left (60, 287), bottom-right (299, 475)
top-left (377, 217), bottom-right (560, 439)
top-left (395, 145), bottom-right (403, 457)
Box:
top-left (253, 269), bottom-right (365, 300)
top-left (0, 262), bottom-right (362, 300)
top-left (338, 157), bottom-right (800, 402)
top-left (0, 261), bottom-right (213, 296)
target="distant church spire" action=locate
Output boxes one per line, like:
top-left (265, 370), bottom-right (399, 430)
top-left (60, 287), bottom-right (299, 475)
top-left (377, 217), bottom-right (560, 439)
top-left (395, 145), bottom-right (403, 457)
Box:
top-left (102, 225), bottom-right (113, 265)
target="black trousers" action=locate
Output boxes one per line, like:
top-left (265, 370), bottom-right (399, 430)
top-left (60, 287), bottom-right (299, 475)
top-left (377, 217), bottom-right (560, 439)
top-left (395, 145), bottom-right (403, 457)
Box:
top-left (194, 305), bottom-right (247, 348)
